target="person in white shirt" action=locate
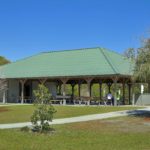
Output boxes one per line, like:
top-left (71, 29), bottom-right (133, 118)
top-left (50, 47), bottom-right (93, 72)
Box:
top-left (107, 92), bottom-right (114, 105)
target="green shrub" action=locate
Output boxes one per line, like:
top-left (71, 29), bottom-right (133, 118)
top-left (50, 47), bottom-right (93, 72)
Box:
top-left (31, 84), bottom-right (56, 133)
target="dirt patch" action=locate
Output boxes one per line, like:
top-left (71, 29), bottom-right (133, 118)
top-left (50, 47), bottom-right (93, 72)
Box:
top-left (0, 107), bottom-right (9, 112)
top-left (144, 117), bottom-right (150, 122)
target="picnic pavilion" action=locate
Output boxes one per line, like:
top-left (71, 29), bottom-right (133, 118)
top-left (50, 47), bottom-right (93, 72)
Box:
top-left (0, 47), bottom-right (134, 106)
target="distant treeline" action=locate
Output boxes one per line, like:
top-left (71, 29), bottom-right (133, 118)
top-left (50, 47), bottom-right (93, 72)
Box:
top-left (0, 56), bottom-right (10, 66)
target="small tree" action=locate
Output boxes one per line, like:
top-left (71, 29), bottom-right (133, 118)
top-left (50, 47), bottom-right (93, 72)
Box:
top-left (31, 84), bottom-right (56, 132)
top-left (124, 37), bottom-right (150, 93)
top-left (134, 38), bottom-right (150, 92)
top-left (0, 56), bottom-right (10, 66)
top-left (124, 48), bottom-right (136, 60)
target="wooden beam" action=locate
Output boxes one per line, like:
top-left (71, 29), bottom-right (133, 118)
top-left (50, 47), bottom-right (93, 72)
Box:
top-left (39, 78), bottom-right (47, 85)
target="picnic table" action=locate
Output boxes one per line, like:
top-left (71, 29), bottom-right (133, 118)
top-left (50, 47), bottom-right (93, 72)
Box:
top-left (52, 95), bottom-right (71, 105)
top-left (73, 96), bottom-right (93, 105)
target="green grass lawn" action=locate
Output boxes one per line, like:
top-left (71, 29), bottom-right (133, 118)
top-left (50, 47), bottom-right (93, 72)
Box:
top-left (0, 116), bottom-right (150, 150)
top-left (0, 105), bottom-right (143, 124)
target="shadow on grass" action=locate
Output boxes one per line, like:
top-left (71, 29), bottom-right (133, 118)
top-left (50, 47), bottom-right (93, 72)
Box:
top-left (126, 109), bottom-right (150, 119)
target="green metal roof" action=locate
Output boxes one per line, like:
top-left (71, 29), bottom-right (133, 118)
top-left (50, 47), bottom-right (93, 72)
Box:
top-left (0, 47), bottom-right (134, 79)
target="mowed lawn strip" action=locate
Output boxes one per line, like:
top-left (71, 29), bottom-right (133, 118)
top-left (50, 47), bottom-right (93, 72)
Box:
top-left (0, 116), bottom-right (150, 150)
top-left (0, 105), bottom-right (143, 124)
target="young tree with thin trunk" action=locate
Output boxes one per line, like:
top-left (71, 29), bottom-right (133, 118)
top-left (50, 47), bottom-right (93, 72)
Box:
top-left (31, 84), bottom-right (56, 132)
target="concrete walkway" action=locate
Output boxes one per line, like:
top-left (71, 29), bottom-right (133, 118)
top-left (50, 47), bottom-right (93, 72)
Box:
top-left (0, 107), bottom-right (150, 129)
top-left (0, 103), bottom-right (32, 107)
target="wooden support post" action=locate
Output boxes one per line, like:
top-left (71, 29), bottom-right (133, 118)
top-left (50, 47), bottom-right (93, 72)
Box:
top-left (0, 79), bottom-right (8, 103)
top-left (128, 83), bottom-right (132, 105)
top-left (59, 84), bottom-right (61, 95)
top-left (78, 81), bottom-right (81, 97)
top-left (85, 78), bottom-right (93, 97)
top-left (71, 83), bottom-right (75, 100)
top-left (56, 84), bottom-right (59, 94)
top-left (78, 80), bottom-right (81, 104)
top-left (3, 90), bottom-right (6, 103)
top-left (90, 83), bottom-right (93, 97)
top-left (148, 82), bottom-right (150, 93)
top-left (122, 80), bottom-right (126, 105)
top-left (62, 83), bottom-right (66, 105)
top-left (131, 82), bottom-right (135, 105)
top-left (107, 82), bottom-right (112, 93)
top-left (20, 79), bottom-right (26, 104)
top-left (85, 78), bottom-right (93, 105)
top-left (61, 78), bottom-right (68, 105)
top-left (112, 77), bottom-right (118, 106)
top-left (99, 80), bottom-right (102, 101)
top-left (56, 81), bottom-right (61, 95)
top-left (87, 81), bottom-right (90, 106)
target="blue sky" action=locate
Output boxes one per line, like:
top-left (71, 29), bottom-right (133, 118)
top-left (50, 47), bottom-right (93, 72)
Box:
top-left (0, 0), bottom-right (150, 61)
